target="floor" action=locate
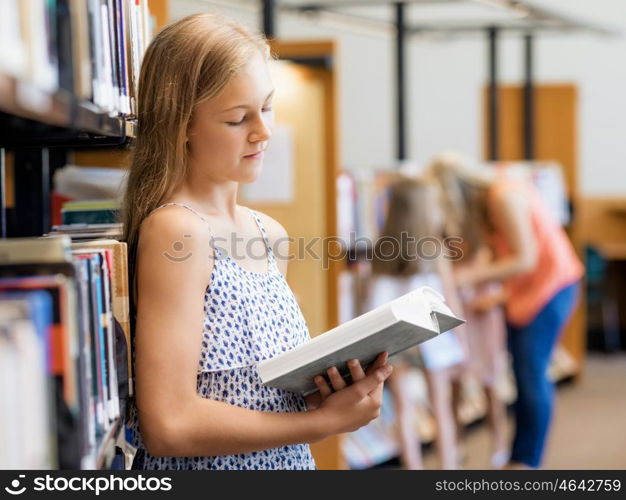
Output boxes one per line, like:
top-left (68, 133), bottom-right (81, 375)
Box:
top-left (421, 353), bottom-right (626, 469)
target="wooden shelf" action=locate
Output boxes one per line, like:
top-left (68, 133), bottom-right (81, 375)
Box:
top-left (0, 72), bottom-right (136, 145)
top-left (0, 73), bottom-right (70, 127)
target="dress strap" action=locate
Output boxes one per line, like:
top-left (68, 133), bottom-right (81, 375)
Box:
top-left (246, 207), bottom-right (276, 264)
top-left (150, 202), bottom-right (211, 225)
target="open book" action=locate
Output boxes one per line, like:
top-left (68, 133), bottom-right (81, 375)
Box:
top-left (257, 286), bottom-right (465, 396)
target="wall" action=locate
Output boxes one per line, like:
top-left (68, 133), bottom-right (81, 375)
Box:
top-left (169, 0), bottom-right (626, 196)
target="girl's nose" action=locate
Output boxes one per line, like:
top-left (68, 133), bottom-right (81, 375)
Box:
top-left (249, 114), bottom-right (273, 144)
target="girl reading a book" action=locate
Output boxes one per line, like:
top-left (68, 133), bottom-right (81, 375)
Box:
top-left (428, 153), bottom-right (583, 469)
top-left (364, 176), bottom-right (469, 470)
top-left (122, 13), bottom-right (392, 470)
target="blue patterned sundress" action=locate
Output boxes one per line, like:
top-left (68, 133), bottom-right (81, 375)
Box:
top-left (126, 202), bottom-right (317, 470)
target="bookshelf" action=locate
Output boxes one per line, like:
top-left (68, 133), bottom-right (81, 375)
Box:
top-left (94, 417), bottom-right (123, 470)
top-left (0, 0), bottom-right (162, 470)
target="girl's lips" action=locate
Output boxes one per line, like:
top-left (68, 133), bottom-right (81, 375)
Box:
top-left (244, 151), bottom-right (264, 159)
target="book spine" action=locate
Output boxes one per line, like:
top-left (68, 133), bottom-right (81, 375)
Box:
top-left (69, 0), bottom-right (93, 100)
top-left (105, 0), bottom-right (121, 114)
top-left (87, 0), bottom-right (103, 108)
top-left (55, 0), bottom-right (75, 93)
top-left (101, 250), bottom-right (119, 421)
top-left (88, 256), bottom-right (106, 434)
top-left (42, 0), bottom-right (60, 91)
top-left (62, 209), bottom-right (119, 225)
top-left (115, 0), bottom-right (130, 114)
top-left (83, 260), bottom-right (97, 457)
top-left (99, 1), bottom-right (115, 112)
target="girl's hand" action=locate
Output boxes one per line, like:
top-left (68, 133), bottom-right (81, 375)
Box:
top-left (468, 290), bottom-right (505, 313)
top-left (312, 352), bottom-right (393, 435)
top-left (454, 264), bottom-right (478, 288)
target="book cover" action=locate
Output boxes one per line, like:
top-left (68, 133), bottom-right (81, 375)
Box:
top-left (257, 287), bottom-right (465, 396)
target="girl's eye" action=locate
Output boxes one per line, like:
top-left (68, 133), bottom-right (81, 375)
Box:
top-left (226, 107), bottom-right (272, 126)
top-left (227, 116), bottom-right (246, 126)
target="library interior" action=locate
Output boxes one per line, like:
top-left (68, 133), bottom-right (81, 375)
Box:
top-left (1, 0), bottom-right (625, 470)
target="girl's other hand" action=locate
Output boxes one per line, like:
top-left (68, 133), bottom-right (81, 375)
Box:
top-left (454, 264), bottom-right (477, 288)
top-left (468, 290), bottom-right (505, 313)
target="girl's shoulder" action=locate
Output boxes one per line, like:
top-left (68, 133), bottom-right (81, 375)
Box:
top-left (137, 204), bottom-right (214, 265)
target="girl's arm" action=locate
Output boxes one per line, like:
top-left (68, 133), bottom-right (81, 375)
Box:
top-left (135, 207), bottom-right (390, 457)
top-left (455, 188), bottom-right (538, 288)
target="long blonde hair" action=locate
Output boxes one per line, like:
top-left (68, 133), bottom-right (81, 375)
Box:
top-left (371, 176), bottom-right (439, 276)
top-left (122, 14), bottom-right (270, 329)
top-left (426, 153), bottom-right (492, 260)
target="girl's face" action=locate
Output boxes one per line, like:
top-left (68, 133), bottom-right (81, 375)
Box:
top-left (187, 51), bottom-right (274, 184)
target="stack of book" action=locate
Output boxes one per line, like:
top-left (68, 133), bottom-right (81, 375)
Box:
top-left (48, 223), bottom-right (124, 241)
top-left (0, 0), bottom-right (155, 117)
top-left (61, 200), bottom-right (120, 225)
top-left (0, 234), bottom-right (130, 469)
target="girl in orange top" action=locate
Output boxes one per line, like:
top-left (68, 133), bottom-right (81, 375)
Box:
top-left (429, 153), bottom-right (583, 469)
